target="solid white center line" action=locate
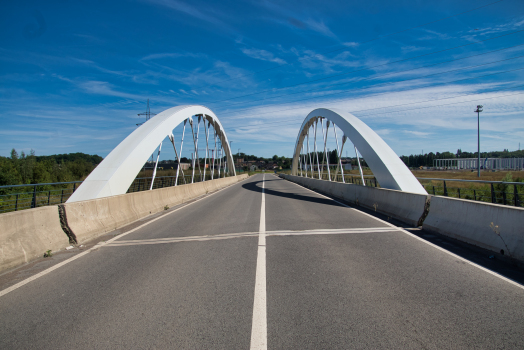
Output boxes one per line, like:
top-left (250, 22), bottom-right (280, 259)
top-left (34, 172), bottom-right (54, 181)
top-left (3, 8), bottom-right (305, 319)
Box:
top-left (250, 174), bottom-right (267, 350)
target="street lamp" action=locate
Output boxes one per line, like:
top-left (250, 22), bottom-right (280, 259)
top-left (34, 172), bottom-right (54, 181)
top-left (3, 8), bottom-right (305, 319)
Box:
top-left (475, 105), bottom-right (483, 178)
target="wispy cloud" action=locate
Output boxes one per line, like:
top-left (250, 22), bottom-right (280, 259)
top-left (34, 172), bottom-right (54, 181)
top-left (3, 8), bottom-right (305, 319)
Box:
top-left (140, 52), bottom-right (205, 61)
top-left (255, 0), bottom-right (338, 39)
top-left (143, 0), bottom-right (229, 29)
top-left (79, 81), bottom-right (148, 100)
top-left (463, 17), bottom-right (524, 38)
top-left (241, 48), bottom-right (286, 64)
top-left (403, 130), bottom-right (432, 137)
top-left (302, 18), bottom-right (337, 38)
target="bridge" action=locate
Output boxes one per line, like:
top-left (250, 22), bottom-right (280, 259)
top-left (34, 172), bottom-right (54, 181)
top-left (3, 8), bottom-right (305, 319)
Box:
top-left (1, 105), bottom-right (523, 349)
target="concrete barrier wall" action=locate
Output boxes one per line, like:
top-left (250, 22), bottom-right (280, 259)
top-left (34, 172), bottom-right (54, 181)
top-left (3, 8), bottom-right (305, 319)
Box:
top-left (282, 174), bottom-right (429, 226)
top-left (0, 206), bottom-right (70, 274)
top-left (0, 174), bottom-right (247, 274)
top-left (62, 174), bottom-right (248, 244)
top-left (423, 196), bottom-right (524, 261)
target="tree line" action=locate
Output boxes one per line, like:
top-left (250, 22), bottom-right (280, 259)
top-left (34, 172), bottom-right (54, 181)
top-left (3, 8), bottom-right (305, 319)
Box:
top-left (0, 149), bottom-right (103, 189)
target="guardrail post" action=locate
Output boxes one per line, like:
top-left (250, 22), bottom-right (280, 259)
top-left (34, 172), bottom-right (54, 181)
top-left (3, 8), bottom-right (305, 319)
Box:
top-left (474, 190), bottom-right (477, 201)
top-left (457, 188), bottom-right (461, 199)
top-left (502, 190), bottom-right (507, 205)
top-left (15, 194), bottom-right (19, 211)
top-left (31, 185), bottom-right (36, 208)
top-left (491, 183), bottom-right (496, 203)
top-left (432, 186), bottom-right (435, 195)
top-left (443, 181), bottom-right (447, 196)
top-left (514, 184), bottom-right (520, 207)
top-left (73, 183), bottom-right (77, 193)
top-left (61, 189), bottom-right (64, 203)
top-left (48, 190), bottom-right (51, 205)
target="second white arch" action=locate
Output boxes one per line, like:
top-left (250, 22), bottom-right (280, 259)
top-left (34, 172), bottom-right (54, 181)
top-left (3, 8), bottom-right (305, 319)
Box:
top-left (292, 108), bottom-right (427, 194)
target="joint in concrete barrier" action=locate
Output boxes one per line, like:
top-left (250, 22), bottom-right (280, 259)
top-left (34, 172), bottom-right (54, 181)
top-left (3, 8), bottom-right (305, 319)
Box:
top-left (417, 196), bottom-right (431, 227)
top-left (58, 204), bottom-right (77, 244)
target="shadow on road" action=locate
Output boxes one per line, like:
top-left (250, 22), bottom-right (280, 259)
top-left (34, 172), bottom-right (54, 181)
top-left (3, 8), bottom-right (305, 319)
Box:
top-left (243, 177), bottom-right (345, 208)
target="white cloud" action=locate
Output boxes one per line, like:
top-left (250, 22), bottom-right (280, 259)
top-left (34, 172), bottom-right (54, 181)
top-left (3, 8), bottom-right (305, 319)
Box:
top-left (143, 0), bottom-right (228, 29)
top-left (403, 130), bottom-right (432, 137)
top-left (241, 48), bottom-right (286, 64)
top-left (79, 81), bottom-right (144, 100)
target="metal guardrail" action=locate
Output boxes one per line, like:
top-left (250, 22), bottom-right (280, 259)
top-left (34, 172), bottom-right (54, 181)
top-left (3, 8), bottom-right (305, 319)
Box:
top-left (0, 173), bottom-right (229, 214)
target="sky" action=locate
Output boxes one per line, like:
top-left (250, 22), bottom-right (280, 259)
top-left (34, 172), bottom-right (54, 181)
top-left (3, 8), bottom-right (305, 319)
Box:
top-left (1, 0), bottom-right (523, 161)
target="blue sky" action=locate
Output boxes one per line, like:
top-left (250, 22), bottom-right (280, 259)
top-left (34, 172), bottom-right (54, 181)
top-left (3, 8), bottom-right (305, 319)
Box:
top-left (1, 0), bottom-right (523, 160)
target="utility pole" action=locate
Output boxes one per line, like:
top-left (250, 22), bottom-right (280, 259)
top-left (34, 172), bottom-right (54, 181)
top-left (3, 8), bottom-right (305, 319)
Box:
top-left (475, 105), bottom-right (483, 178)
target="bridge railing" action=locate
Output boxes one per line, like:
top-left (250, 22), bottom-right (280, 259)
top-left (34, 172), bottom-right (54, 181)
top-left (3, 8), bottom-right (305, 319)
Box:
top-left (0, 172), bottom-right (229, 214)
top-left (0, 181), bottom-right (82, 214)
top-left (292, 170), bottom-right (523, 207)
top-left (416, 178), bottom-right (523, 207)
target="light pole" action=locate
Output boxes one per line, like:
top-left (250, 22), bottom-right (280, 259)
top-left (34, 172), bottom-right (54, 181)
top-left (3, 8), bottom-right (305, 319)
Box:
top-left (475, 105), bottom-right (483, 178)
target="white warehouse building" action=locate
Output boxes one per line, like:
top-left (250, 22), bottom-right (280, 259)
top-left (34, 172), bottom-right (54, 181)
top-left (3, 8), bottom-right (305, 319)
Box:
top-left (434, 158), bottom-right (524, 170)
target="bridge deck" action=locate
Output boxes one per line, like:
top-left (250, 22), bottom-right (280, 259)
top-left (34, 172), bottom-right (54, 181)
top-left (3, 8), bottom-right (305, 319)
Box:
top-left (1, 174), bottom-right (523, 349)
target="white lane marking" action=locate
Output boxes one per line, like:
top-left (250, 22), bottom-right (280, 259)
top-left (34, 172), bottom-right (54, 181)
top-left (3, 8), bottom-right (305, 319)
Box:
top-left (251, 174), bottom-right (267, 350)
top-left (105, 227), bottom-right (399, 247)
top-left (281, 176), bottom-right (524, 291)
top-left (0, 176), bottom-right (253, 298)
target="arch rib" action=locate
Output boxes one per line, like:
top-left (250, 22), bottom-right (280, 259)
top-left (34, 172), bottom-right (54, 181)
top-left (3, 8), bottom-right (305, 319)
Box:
top-left (67, 105), bottom-right (236, 203)
top-left (292, 108), bottom-right (427, 194)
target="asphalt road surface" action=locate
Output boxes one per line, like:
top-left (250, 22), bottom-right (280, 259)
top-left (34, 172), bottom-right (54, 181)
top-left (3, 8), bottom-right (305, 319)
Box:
top-left (1, 173), bottom-right (523, 349)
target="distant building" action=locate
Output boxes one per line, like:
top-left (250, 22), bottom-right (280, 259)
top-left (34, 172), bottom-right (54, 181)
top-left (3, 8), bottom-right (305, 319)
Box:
top-left (434, 158), bottom-right (524, 170)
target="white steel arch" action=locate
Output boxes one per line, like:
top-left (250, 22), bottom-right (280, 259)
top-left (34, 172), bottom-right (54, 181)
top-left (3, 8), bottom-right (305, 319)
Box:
top-left (292, 108), bottom-right (427, 194)
top-left (67, 105), bottom-right (236, 203)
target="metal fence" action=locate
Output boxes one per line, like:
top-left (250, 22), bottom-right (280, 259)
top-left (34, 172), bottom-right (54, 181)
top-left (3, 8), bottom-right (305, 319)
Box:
top-left (416, 178), bottom-right (522, 207)
top-left (0, 172), bottom-right (229, 214)
top-left (0, 182), bottom-right (82, 214)
top-left (294, 171), bottom-right (523, 207)
top-left (300, 171), bottom-right (378, 186)
top-left (126, 174), bottom-right (223, 193)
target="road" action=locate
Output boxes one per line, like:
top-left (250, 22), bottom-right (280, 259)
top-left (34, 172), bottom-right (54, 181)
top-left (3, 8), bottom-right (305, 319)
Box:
top-left (0, 173), bottom-right (523, 349)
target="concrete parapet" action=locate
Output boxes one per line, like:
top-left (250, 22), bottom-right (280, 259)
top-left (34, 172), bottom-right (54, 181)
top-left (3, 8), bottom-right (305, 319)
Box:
top-left (423, 196), bottom-right (524, 261)
top-left (0, 206), bottom-right (69, 274)
top-left (352, 186), bottom-right (429, 227)
top-left (62, 174), bottom-right (247, 244)
top-left (283, 175), bottom-right (429, 226)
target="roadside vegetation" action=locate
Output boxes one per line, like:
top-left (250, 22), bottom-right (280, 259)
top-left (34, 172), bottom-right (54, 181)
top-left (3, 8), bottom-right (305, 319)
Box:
top-left (0, 149), bottom-right (102, 197)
